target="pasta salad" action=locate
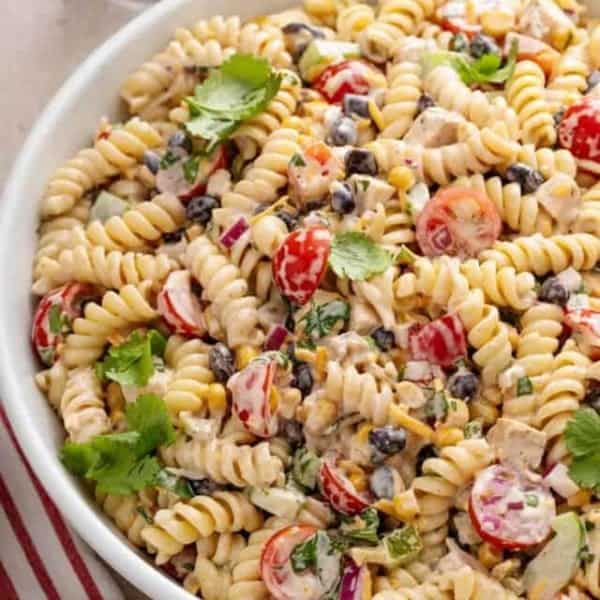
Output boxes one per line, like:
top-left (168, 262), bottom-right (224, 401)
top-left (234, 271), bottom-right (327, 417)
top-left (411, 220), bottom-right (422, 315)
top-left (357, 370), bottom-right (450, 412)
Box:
top-left (31, 0), bottom-right (600, 598)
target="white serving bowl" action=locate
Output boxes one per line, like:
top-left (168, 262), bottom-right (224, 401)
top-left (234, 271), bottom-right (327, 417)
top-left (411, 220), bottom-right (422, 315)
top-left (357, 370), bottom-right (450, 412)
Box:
top-left (0, 0), bottom-right (291, 598)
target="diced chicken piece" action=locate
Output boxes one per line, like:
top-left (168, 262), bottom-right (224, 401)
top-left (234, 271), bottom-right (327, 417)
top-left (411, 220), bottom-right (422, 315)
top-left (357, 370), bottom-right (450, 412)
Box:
top-left (326, 330), bottom-right (373, 363)
top-left (487, 418), bottom-right (547, 471)
top-left (518, 0), bottom-right (575, 50)
top-left (121, 368), bottom-right (173, 404)
top-left (349, 174), bottom-right (395, 212)
top-left (535, 174), bottom-right (581, 231)
top-left (403, 108), bottom-right (466, 148)
top-left (348, 299), bottom-right (380, 336)
top-left (206, 168), bottom-right (232, 198)
top-left (179, 412), bottom-right (220, 440)
top-left (393, 36), bottom-right (438, 63)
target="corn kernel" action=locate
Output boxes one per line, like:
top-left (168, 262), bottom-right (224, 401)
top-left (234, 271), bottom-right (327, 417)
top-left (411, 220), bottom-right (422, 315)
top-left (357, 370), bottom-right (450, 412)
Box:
top-left (269, 386), bottom-right (281, 412)
top-left (389, 405), bottom-right (434, 441)
top-left (393, 489), bottom-right (420, 522)
top-left (568, 490), bottom-right (591, 507)
top-left (480, 11), bottom-right (514, 37)
top-left (388, 166), bottom-right (416, 193)
top-left (368, 100), bottom-right (385, 131)
top-left (304, 0), bottom-right (336, 16)
top-left (373, 499), bottom-right (396, 517)
top-left (349, 472), bottom-right (368, 492)
top-left (479, 542), bottom-right (503, 569)
top-left (295, 348), bottom-right (316, 364)
top-left (356, 423), bottom-right (373, 445)
top-left (236, 345), bottom-right (259, 369)
top-left (207, 383), bottom-right (227, 413)
top-left (552, 27), bottom-right (574, 51)
top-left (433, 426), bottom-right (464, 447)
top-left (316, 346), bottom-right (329, 378)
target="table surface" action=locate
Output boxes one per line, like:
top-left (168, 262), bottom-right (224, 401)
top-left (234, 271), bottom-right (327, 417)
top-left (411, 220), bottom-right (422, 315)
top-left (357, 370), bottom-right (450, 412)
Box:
top-left (1, 2), bottom-right (153, 597)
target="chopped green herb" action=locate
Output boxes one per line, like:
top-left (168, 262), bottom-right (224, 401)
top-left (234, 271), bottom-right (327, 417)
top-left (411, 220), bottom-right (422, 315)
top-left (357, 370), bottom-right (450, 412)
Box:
top-left (183, 562), bottom-right (195, 572)
top-left (155, 470), bottom-right (194, 498)
top-left (39, 347), bottom-right (55, 366)
top-left (525, 494), bottom-right (539, 508)
top-left (384, 525), bottom-right (423, 565)
top-left (517, 376), bottom-right (533, 396)
top-left (61, 394), bottom-right (175, 495)
top-left (290, 153), bottom-right (307, 167)
top-left (136, 506), bottom-right (153, 524)
top-left (95, 330), bottom-right (166, 387)
top-left (182, 155), bottom-right (200, 184)
top-left (185, 54), bottom-right (282, 151)
top-left (464, 420), bottom-right (483, 439)
top-left (292, 447), bottom-right (321, 491)
top-left (48, 304), bottom-right (70, 335)
top-left (394, 245), bottom-right (417, 266)
top-left (329, 232), bottom-right (394, 281)
top-left (579, 544), bottom-right (594, 564)
top-left (291, 533), bottom-right (319, 572)
top-left (340, 508), bottom-right (380, 546)
top-left (160, 149), bottom-right (180, 169)
top-left (565, 409), bottom-right (600, 491)
top-left (358, 178), bottom-right (370, 191)
top-left (301, 300), bottom-right (350, 340)
top-left (425, 391), bottom-right (448, 421)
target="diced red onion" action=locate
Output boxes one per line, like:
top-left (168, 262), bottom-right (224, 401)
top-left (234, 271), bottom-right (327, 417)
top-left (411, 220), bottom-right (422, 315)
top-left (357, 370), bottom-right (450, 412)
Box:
top-left (264, 324), bottom-right (290, 351)
top-left (339, 559), bottom-right (366, 600)
top-left (507, 501), bottom-right (524, 510)
top-left (219, 217), bottom-right (249, 249)
top-left (543, 463), bottom-right (580, 498)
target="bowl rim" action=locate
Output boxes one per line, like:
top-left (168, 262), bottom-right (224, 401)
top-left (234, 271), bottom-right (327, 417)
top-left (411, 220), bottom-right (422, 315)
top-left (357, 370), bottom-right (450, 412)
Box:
top-left (0, 1), bottom-right (196, 598)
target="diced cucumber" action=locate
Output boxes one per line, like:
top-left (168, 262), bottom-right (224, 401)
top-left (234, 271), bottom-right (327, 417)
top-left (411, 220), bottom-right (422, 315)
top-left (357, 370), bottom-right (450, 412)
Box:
top-left (299, 40), bottom-right (360, 82)
top-left (384, 525), bottom-right (423, 566)
top-left (523, 512), bottom-right (585, 600)
top-left (249, 486), bottom-right (305, 519)
top-left (406, 183), bottom-right (430, 222)
top-left (91, 191), bottom-right (130, 223)
top-left (292, 447), bottom-right (321, 490)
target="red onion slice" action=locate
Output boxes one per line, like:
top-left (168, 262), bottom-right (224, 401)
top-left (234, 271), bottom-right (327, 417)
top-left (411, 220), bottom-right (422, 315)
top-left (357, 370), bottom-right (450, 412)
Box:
top-left (220, 217), bottom-right (249, 249)
top-left (339, 559), bottom-right (368, 600)
top-left (264, 324), bottom-right (290, 351)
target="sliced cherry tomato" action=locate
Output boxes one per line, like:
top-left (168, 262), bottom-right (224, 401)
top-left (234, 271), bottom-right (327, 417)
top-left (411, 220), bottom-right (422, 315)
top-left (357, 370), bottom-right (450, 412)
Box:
top-left (559, 97), bottom-right (600, 167)
top-left (408, 313), bottom-right (467, 368)
top-left (313, 60), bottom-right (376, 104)
top-left (261, 525), bottom-right (320, 600)
top-left (272, 227), bottom-right (331, 306)
top-left (438, 1), bottom-right (481, 37)
top-left (416, 187), bottom-right (501, 259)
top-left (469, 464), bottom-right (556, 551)
top-left (157, 270), bottom-right (205, 336)
top-left (227, 356), bottom-right (279, 438)
top-left (564, 307), bottom-right (600, 359)
top-left (156, 145), bottom-right (227, 202)
top-left (32, 283), bottom-right (95, 365)
top-left (288, 142), bottom-right (341, 207)
top-left (504, 33), bottom-right (559, 77)
top-left (319, 453), bottom-right (371, 516)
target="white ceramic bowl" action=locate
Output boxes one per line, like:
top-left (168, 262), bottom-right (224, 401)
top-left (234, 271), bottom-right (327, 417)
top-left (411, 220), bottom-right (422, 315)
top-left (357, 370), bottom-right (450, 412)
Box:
top-left (0, 1), bottom-right (292, 598)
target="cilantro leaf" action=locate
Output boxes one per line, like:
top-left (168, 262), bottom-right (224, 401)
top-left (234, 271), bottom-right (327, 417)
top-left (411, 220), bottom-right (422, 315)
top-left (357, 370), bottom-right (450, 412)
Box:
top-left (95, 330), bottom-right (166, 387)
top-left (340, 508), bottom-right (380, 545)
top-left (329, 232), bottom-right (394, 280)
top-left (517, 376), bottom-right (533, 396)
top-left (384, 525), bottom-right (423, 564)
top-left (568, 453), bottom-right (600, 490)
top-left (185, 54), bottom-right (282, 150)
top-left (291, 533), bottom-right (319, 572)
top-left (301, 300), bottom-right (350, 339)
top-left (60, 394), bottom-right (175, 495)
top-left (565, 409), bottom-right (600, 457)
top-left (154, 470), bottom-right (194, 498)
top-left (48, 304), bottom-right (70, 335)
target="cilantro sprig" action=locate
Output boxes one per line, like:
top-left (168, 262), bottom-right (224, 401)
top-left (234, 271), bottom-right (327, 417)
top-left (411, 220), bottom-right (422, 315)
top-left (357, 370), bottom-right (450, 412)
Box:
top-left (301, 300), bottom-right (350, 340)
top-left (564, 409), bottom-right (600, 491)
top-left (61, 394), bottom-right (178, 495)
top-left (329, 232), bottom-right (394, 281)
top-left (422, 40), bottom-right (518, 86)
top-left (185, 54), bottom-right (282, 151)
top-left (95, 330), bottom-right (166, 387)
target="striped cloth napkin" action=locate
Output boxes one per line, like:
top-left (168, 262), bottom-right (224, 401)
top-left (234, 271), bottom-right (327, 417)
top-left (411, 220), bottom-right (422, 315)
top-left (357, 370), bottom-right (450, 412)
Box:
top-left (0, 405), bottom-right (124, 600)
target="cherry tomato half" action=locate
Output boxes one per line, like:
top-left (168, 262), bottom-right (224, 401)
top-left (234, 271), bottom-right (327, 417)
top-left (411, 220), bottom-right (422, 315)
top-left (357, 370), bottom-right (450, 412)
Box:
top-left (272, 227), bottom-right (331, 306)
top-left (32, 283), bottom-right (95, 365)
top-left (416, 187), bottom-right (501, 259)
top-left (408, 313), bottom-right (467, 368)
top-left (313, 60), bottom-right (373, 104)
top-left (564, 307), bottom-right (600, 359)
top-left (261, 525), bottom-right (321, 600)
top-left (319, 454), bottom-right (371, 516)
top-left (227, 356), bottom-right (279, 438)
top-left (469, 464), bottom-right (556, 551)
top-left (559, 97), bottom-right (600, 168)
top-left (157, 270), bottom-right (205, 336)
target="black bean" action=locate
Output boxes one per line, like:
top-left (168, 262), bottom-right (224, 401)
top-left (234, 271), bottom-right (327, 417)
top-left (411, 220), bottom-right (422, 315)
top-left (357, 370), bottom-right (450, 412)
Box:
top-left (279, 419), bottom-right (305, 447)
top-left (539, 277), bottom-right (570, 306)
top-left (276, 210), bottom-right (299, 231)
top-left (208, 343), bottom-right (235, 383)
top-left (292, 362), bottom-right (314, 398)
top-left (162, 228), bottom-right (186, 244)
top-left (186, 195), bottom-right (220, 225)
top-left (369, 465), bottom-right (395, 499)
top-left (469, 34), bottom-right (500, 59)
top-left (505, 163), bottom-right (545, 194)
top-left (345, 149), bottom-right (377, 176)
top-left (143, 150), bottom-right (161, 175)
top-left (450, 33), bottom-right (470, 53)
top-left (282, 22), bottom-right (324, 37)
top-left (447, 370), bottom-right (479, 401)
top-left (371, 327), bottom-right (395, 351)
top-left (285, 313), bottom-right (296, 332)
top-left (416, 94), bottom-right (436, 116)
top-left (369, 426), bottom-right (407, 455)
top-left (168, 130), bottom-right (193, 153)
top-left (343, 94), bottom-right (371, 118)
top-left (331, 182), bottom-right (356, 215)
top-left (586, 385), bottom-right (600, 412)
top-left (553, 109), bottom-right (565, 128)
top-left (415, 444), bottom-right (437, 474)
top-left (188, 478), bottom-right (219, 496)
top-left (587, 70), bottom-right (600, 93)
top-left (328, 117), bottom-right (358, 147)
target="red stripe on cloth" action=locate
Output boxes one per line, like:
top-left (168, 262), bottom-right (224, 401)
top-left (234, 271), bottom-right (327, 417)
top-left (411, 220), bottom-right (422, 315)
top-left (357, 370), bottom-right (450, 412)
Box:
top-left (0, 407), bottom-right (104, 600)
top-left (0, 559), bottom-right (20, 600)
top-left (0, 474), bottom-right (60, 600)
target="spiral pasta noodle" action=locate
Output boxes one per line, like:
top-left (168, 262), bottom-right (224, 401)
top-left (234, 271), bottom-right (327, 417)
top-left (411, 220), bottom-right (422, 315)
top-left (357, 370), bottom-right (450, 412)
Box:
top-left (381, 62), bottom-right (423, 139)
top-left (575, 183), bottom-right (600, 235)
top-left (546, 56), bottom-right (590, 114)
top-left (337, 3), bottom-right (376, 41)
top-left (62, 281), bottom-right (158, 367)
top-left (141, 491), bottom-right (263, 564)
